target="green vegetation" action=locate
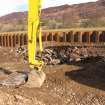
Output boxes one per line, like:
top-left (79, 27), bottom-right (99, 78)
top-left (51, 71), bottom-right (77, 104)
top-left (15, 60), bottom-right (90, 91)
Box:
top-left (0, 17), bottom-right (105, 32)
top-left (41, 18), bottom-right (105, 29)
top-left (0, 19), bottom-right (27, 32)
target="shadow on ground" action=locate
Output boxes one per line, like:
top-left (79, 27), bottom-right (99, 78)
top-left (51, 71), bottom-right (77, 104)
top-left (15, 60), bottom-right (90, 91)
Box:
top-left (65, 57), bottom-right (105, 91)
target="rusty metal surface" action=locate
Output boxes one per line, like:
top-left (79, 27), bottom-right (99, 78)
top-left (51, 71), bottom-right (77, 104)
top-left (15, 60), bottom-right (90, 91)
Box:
top-left (0, 28), bottom-right (105, 47)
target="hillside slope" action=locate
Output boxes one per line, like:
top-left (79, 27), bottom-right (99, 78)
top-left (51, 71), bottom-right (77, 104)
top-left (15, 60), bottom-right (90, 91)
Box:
top-left (0, 0), bottom-right (105, 32)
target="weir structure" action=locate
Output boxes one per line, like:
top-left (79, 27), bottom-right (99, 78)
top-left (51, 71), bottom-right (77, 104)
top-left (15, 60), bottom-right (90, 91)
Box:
top-left (0, 28), bottom-right (105, 47)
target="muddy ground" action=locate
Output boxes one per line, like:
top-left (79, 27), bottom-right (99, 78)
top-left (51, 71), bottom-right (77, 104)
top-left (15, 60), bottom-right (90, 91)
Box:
top-left (0, 47), bottom-right (105, 105)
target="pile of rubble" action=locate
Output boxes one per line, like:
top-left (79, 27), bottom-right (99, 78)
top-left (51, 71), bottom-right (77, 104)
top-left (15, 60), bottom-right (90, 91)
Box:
top-left (40, 47), bottom-right (89, 65)
top-left (16, 46), bottom-right (104, 65)
top-left (43, 46), bottom-right (105, 65)
top-left (16, 46), bottom-right (28, 61)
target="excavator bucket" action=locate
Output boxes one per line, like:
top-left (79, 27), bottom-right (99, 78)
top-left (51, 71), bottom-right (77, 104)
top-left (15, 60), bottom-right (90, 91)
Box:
top-left (25, 70), bottom-right (46, 88)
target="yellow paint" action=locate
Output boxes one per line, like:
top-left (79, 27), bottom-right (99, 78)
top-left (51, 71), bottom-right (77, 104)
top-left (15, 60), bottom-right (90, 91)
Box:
top-left (28, 0), bottom-right (43, 70)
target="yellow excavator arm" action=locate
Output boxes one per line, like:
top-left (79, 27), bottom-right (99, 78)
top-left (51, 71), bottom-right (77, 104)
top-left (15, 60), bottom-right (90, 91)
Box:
top-left (28, 0), bottom-right (43, 70)
top-left (26, 0), bottom-right (45, 87)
